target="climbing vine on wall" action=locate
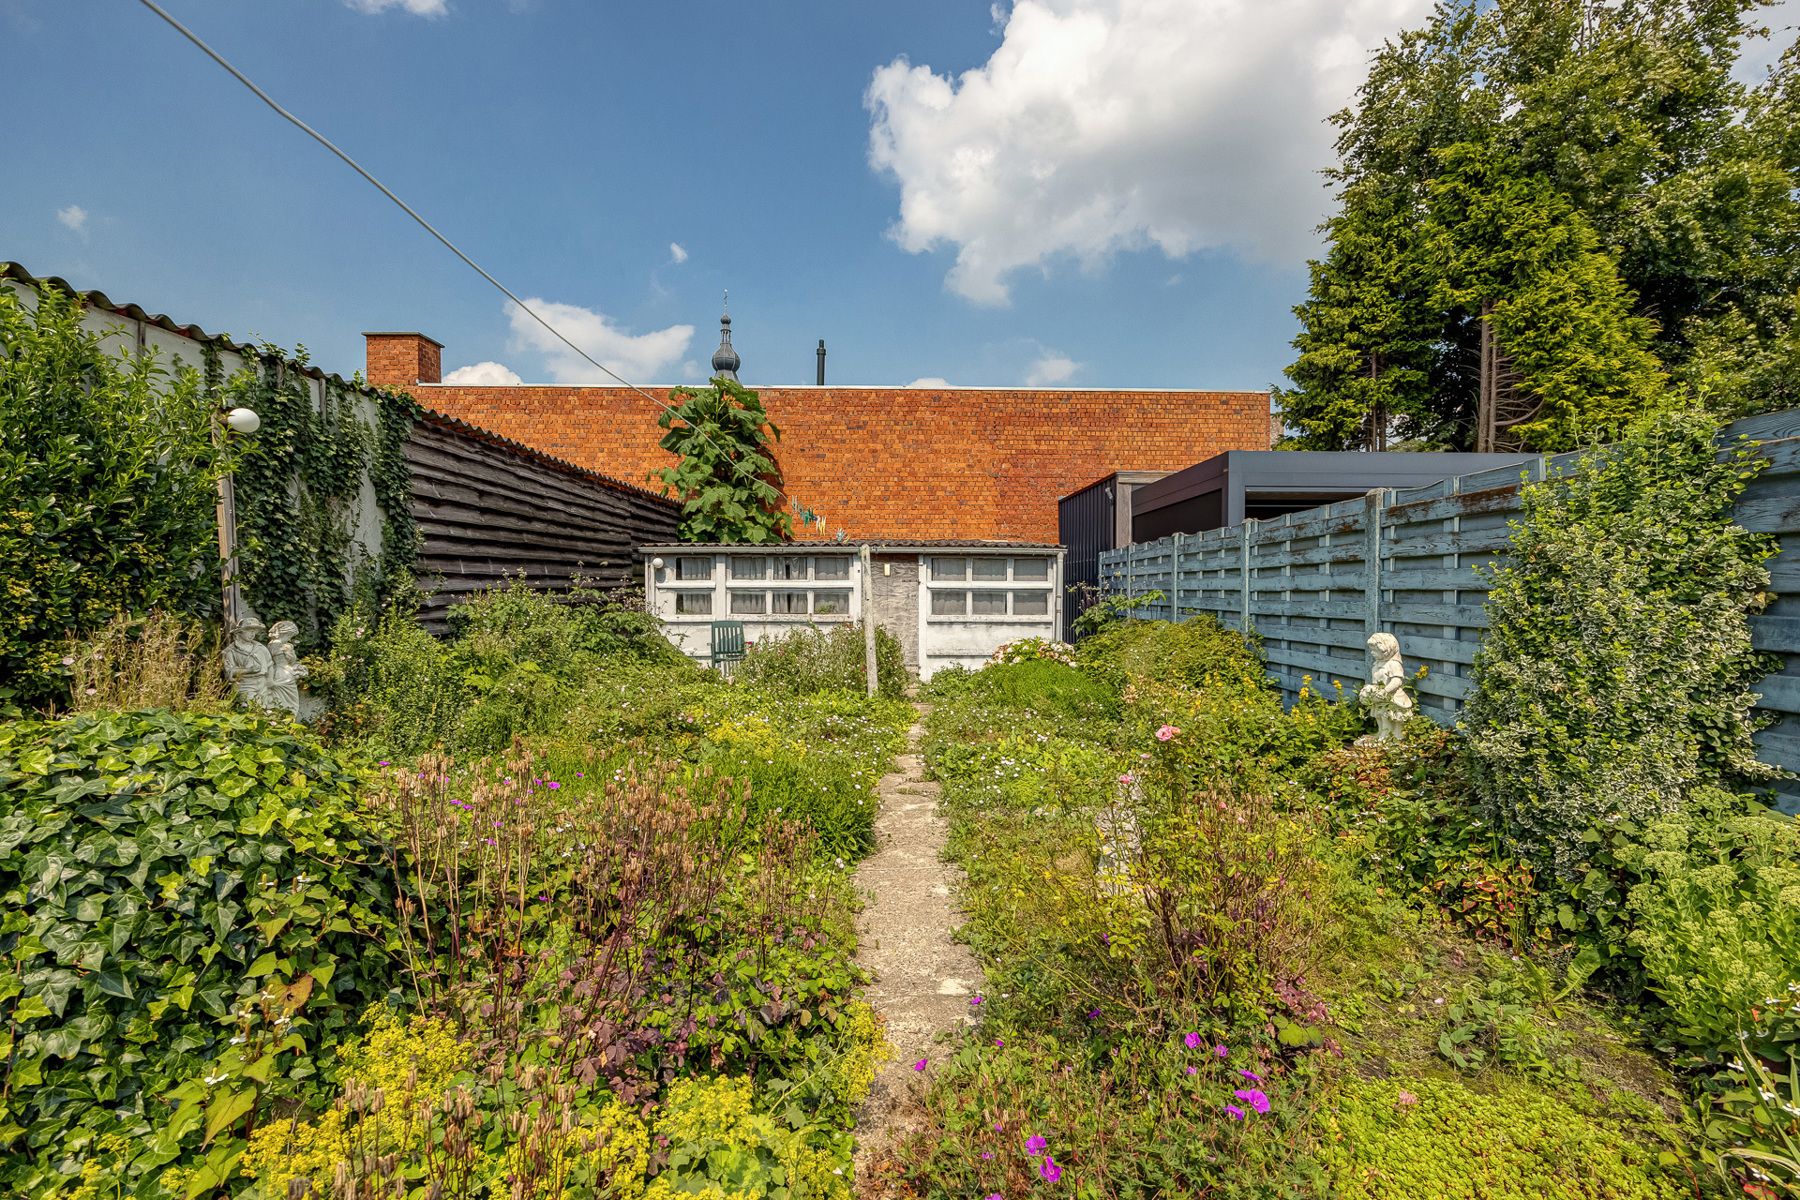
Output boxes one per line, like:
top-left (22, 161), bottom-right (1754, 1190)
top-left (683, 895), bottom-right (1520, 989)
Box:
top-left (369, 383), bottom-right (423, 598)
top-left (226, 348), bottom-right (419, 649)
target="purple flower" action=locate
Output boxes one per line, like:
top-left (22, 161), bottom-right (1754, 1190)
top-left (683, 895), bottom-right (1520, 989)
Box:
top-left (1224, 1104), bottom-right (1246, 1121)
top-left (986, 1194), bottom-right (1002, 1200)
top-left (1238, 1068), bottom-right (1263, 1083)
top-left (1185, 1066), bottom-right (1196, 1075)
top-left (994, 1038), bottom-right (1005, 1048)
top-left (1040, 1155), bottom-right (1061, 1183)
top-left (547, 781), bottom-right (561, 790)
top-left (1233, 1088), bottom-right (1271, 1115)
top-left (913, 1058), bottom-right (928, 1072)
top-left (1025, 1135), bottom-right (1047, 1155)
top-left (980, 1152), bottom-right (994, 1161)
top-left (993, 1121), bottom-right (1004, 1132)
top-left (1183, 1032), bottom-right (1201, 1050)
top-left (1086, 1008), bottom-right (1101, 1020)
top-left (377, 760), bottom-right (390, 767)
top-left (1213, 1044), bottom-right (1229, 1059)
top-left (970, 995), bottom-right (983, 1007)
top-left (481, 837), bottom-right (496, 846)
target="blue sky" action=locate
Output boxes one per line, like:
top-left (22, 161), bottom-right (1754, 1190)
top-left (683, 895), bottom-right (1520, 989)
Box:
top-left (20, 0), bottom-right (1777, 393)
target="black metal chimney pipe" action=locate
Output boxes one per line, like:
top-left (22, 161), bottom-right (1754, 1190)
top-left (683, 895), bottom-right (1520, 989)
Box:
top-left (816, 339), bottom-right (827, 386)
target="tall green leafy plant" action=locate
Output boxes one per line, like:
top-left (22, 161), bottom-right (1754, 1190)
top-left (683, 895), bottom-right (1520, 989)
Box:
top-left (230, 352), bottom-right (372, 648)
top-left (0, 285), bottom-right (223, 707)
top-left (1465, 410), bottom-right (1778, 882)
top-left (656, 376), bottom-right (792, 543)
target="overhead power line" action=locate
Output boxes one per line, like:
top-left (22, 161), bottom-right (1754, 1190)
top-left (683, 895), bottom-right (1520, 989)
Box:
top-left (132, 0), bottom-right (753, 481)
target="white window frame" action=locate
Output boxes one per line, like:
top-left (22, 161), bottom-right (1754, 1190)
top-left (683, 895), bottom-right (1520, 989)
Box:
top-left (923, 555), bottom-right (1056, 623)
top-left (718, 553), bottom-right (858, 621)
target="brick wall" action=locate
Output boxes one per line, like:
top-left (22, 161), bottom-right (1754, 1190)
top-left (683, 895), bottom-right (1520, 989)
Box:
top-left (371, 335), bottom-right (1273, 544)
top-left (365, 332), bottom-right (443, 388)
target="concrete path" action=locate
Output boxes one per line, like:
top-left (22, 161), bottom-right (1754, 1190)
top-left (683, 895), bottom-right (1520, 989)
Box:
top-left (852, 706), bottom-right (982, 1184)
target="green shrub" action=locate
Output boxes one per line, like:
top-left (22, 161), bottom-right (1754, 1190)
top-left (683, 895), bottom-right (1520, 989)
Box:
top-left (0, 709), bottom-right (397, 1197)
top-left (954, 659), bottom-right (1118, 724)
top-left (735, 624), bottom-right (907, 699)
top-left (308, 605), bottom-right (473, 754)
top-left (1077, 613), bottom-right (1266, 692)
top-left (0, 286), bottom-right (222, 709)
top-left (312, 582), bottom-right (692, 757)
top-left (1317, 1077), bottom-right (1687, 1199)
top-left (893, 1029), bottom-right (1317, 1197)
top-left (1466, 410), bottom-right (1778, 883)
top-left (1620, 789), bottom-right (1800, 1056)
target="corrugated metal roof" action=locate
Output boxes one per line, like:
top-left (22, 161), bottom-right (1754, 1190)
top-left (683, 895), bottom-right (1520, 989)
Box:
top-left (1, 260), bottom-right (367, 389)
top-left (1, 260), bottom-right (677, 507)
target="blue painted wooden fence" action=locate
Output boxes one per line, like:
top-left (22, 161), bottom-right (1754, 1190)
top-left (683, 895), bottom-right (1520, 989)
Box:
top-left (1097, 409), bottom-right (1800, 813)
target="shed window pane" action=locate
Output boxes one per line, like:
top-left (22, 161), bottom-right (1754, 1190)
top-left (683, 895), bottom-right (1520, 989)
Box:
top-left (769, 557), bottom-right (806, 580)
top-left (730, 557), bottom-right (766, 581)
top-left (729, 591), bottom-right (766, 615)
top-left (1013, 558), bottom-right (1050, 581)
top-left (1013, 590), bottom-right (1050, 616)
top-left (972, 558), bottom-right (1008, 581)
top-left (674, 591), bottom-right (713, 615)
top-left (676, 556), bottom-right (713, 581)
top-left (930, 590), bottom-right (968, 616)
top-left (772, 590), bottom-right (810, 614)
top-left (813, 556), bottom-right (851, 580)
top-left (931, 556), bottom-right (968, 581)
top-left (813, 590), bottom-right (851, 615)
top-left (971, 590), bottom-right (1008, 615)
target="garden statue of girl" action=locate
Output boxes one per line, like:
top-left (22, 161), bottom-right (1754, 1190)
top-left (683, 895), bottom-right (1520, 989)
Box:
top-left (222, 616), bottom-right (274, 707)
top-left (265, 620), bottom-right (307, 715)
top-left (1359, 631), bottom-right (1414, 744)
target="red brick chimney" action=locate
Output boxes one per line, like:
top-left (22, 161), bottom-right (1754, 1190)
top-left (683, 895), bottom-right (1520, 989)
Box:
top-left (364, 332), bottom-right (443, 389)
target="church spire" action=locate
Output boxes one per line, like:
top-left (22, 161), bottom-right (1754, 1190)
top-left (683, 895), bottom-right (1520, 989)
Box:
top-left (711, 291), bottom-right (741, 382)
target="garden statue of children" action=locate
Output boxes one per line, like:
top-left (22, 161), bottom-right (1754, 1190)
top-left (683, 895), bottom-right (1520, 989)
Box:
top-left (222, 616), bottom-right (275, 707)
top-left (1358, 631), bottom-right (1414, 744)
top-left (265, 620), bottom-right (307, 715)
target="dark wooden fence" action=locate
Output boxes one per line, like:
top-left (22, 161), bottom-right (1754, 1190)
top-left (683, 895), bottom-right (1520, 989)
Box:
top-left (406, 413), bottom-right (681, 631)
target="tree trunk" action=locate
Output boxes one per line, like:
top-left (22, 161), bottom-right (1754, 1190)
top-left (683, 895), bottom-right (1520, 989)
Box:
top-left (1368, 350), bottom-right (1387, 452)
top-left (1477, 302), bottom-right (1496, 453)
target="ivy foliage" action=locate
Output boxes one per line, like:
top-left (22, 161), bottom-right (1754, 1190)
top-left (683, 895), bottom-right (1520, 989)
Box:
top-left (0, 708), bottom-right (398, 1197)
top-left (1465, 409), bottom-right (1779, 882)
top-left (0, 286), bottom-right (224, 708)
top-left (655, 376), bottom-right (792, 544)
top-left (227, 357), bottom-right (418, 651)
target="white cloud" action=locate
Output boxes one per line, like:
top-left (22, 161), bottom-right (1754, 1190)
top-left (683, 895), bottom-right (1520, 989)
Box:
top-left (56, 205), bottom-right (87, 233)
top-left (343, 0), bottom-right (447, 15)
top-left (866, 0), bottom-right (1434, 303)
top-left (1736, 0), bottom-right (1800, 83)
top-left (669, 242), bottom-right (689, 265)
top-left (907, 376), bottom-right (952, 388)
top-left (442, 360), bottom-right (523, 386)
top-left (507, 299), bottom-right (694, 385)
top-left (1025, 351), bottom-right (1078, 386)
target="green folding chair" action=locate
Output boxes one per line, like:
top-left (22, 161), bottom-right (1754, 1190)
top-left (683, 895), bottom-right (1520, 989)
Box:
top-left (710, 620), bottom-right (747, 675)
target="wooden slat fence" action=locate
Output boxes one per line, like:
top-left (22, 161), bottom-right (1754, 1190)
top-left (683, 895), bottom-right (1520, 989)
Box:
top-left (406, 414), bottom-right (682, 632)
top-left (1098, 409), bottom-right (1800, 813)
